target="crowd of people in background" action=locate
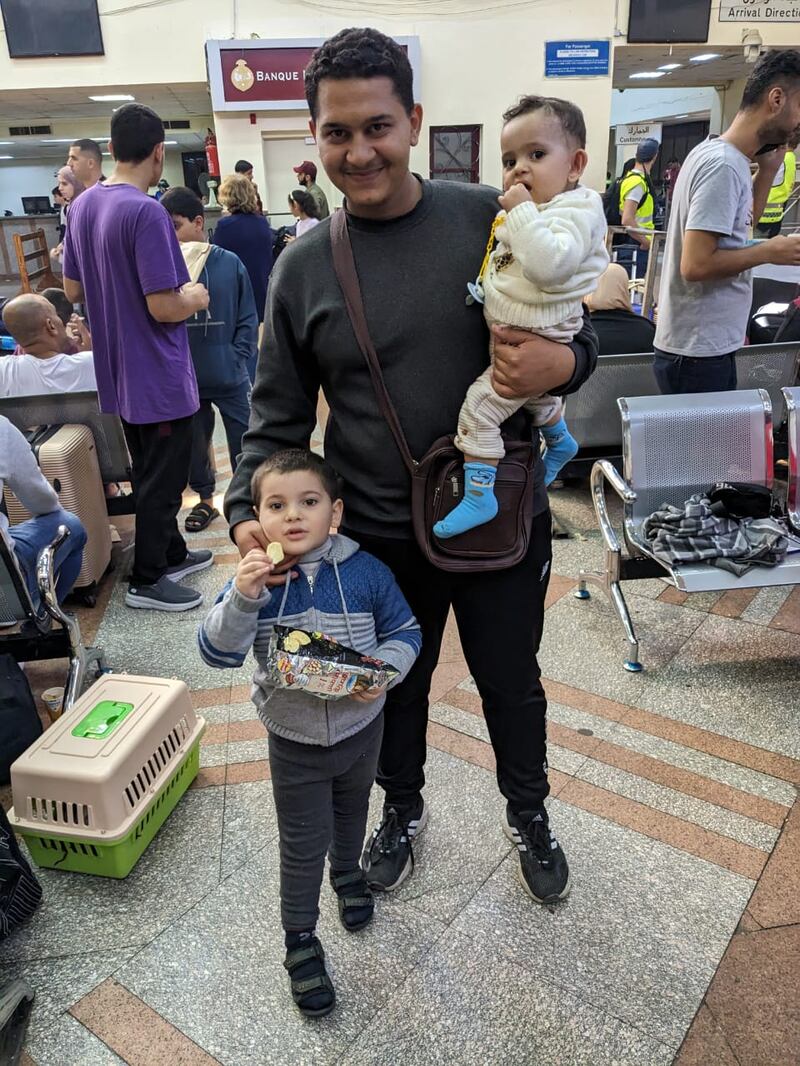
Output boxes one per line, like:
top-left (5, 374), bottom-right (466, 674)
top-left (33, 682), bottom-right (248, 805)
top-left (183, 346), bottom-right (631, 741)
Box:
top-left (0, 30), bottom-right (799, 1021)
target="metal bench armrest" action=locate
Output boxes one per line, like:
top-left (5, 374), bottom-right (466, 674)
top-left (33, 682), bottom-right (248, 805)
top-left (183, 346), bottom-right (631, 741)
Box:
top-left (590, 461), bottom-right (636, 559)
top-left (36, 525), bottom-right (74, 631)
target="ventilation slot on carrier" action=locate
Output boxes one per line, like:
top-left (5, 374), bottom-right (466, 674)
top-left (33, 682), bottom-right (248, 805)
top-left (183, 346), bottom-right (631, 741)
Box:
top-left (37, 837), bottom-right (99, 857)
top-left (123, 729), bottom-right (185, 810)
top-left (29, 796), bottom-right (91, 827)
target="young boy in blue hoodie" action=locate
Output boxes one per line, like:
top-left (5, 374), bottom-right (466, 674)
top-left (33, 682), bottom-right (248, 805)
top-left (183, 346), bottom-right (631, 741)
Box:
top-left (161, 186), bottom-right (257, 532)
top-left (198, 448), bottom-right (421, 1018)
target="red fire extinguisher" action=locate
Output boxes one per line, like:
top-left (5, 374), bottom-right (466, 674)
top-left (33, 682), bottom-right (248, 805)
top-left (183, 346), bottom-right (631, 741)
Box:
top-left (205, 130), bottom-right (220, 177)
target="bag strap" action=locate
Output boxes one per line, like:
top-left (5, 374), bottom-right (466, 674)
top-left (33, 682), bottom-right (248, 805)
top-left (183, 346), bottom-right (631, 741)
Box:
top-left (330, 208), bottom-right (417, 473)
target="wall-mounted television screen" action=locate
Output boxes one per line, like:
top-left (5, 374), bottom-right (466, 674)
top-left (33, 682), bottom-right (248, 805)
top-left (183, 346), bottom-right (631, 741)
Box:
top-left (21, 196), bottom-right (54, 215)
top-left (1, 0), bottom-right (104, 58)
top-left (627, 0), bottom-right (711, 44)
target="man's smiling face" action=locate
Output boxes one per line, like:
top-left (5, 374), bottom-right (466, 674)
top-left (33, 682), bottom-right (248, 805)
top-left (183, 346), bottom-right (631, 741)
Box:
top-left (312, 76), bottom-right (423, 220)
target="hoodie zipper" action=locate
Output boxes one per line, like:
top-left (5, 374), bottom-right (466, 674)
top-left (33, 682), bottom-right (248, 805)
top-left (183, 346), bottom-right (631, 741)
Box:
top-left (303, 566), bottom-right (331, 744)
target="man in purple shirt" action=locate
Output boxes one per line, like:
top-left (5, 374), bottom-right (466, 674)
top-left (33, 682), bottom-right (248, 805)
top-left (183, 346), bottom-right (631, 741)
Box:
top-left (64, 103), bottom-right (213, 612)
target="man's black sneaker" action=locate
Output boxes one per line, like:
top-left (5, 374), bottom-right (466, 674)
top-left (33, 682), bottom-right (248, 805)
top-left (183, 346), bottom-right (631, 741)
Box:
top-left (125, 575), bottom-right (203, 612)
top-left (362, 799), bottom-right (428, 891)
top-left (503, 806), bottom-right (571, 904)
top-left (164, 549), bottom-right (214, 582)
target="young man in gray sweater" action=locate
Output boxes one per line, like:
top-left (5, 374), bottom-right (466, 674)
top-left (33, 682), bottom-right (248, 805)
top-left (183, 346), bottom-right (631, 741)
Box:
top-left (225, 28), bottom-right (599, 907)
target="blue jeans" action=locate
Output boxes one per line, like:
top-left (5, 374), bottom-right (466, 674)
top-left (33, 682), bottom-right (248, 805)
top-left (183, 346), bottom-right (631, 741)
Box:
top-left (653, 348), bottom-right (738, 395)
top-left (189, 383), bottom-right (251, 499)
top-left (8, 508), bottom-right (87, 607)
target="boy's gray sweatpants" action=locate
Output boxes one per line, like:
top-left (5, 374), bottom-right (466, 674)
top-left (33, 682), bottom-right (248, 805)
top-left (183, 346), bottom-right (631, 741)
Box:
top-left (268, 711), bottom-right (383, 931)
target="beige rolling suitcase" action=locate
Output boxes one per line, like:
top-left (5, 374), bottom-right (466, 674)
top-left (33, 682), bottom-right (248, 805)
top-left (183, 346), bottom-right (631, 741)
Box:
top-left (8, 675), bottom-right (206, 878)
top-left (3, 423), bottom-right (111, 595)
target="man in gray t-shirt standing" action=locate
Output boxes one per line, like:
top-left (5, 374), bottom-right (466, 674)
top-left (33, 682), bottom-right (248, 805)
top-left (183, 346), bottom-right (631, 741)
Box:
top-left (654, 49), bottom-right (800, 394)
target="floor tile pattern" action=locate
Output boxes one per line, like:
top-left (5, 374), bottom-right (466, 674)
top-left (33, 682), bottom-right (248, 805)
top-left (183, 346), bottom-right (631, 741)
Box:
top-left (4, 466), bottom-right (797, 1066)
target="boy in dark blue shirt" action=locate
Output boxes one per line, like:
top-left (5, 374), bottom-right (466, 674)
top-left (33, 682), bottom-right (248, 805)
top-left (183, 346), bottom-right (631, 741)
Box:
top-left (161, 186), bottom-right (257, 532)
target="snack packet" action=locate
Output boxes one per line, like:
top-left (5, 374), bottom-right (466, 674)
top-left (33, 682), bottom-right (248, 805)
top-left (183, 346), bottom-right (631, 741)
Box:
top-left (266, 626), bottom-right (399, 699)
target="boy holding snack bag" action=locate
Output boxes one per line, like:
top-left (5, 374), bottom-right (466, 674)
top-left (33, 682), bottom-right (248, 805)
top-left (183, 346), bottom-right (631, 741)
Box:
top-left (198, 448), bottom-right (421, 1017)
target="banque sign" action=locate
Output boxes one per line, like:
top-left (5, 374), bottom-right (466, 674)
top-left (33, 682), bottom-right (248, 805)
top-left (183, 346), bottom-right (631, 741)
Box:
top-left (206, 38), bottom-right (421, 112)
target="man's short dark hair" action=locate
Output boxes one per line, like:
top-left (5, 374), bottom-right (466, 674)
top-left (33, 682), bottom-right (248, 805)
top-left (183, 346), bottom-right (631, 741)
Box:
top-left (502, 95), bottom-right (587, 149)
top-left (41, 288), bottom-right (73, 326)
top-left (741, 49), bottom-right (800, 109)
top-left (109, 104), bottom-right (164, 165)
top-left (234, 159), bottom-right (253, 173)
top-left (160, 186), bottom-right (204, 221)
top-left (304, 27), bottom-right (414, 120)
top-left (251, 449), bottom-right (343, 509)
top-left (70, 138), bottom-right (102, 165)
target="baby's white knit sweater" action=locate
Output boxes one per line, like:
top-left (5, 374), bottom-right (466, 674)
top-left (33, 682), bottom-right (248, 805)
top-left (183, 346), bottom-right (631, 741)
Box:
top-left (483, 186), bottom-right (609, 333)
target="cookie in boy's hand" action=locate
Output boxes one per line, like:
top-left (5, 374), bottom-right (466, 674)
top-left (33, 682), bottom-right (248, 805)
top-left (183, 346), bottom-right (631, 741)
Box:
top-left (266, 542), bottom-right (285, 564)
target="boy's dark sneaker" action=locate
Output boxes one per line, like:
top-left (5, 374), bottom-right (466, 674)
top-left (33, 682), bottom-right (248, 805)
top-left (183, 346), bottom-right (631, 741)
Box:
top-left (125, 575), bottom-right (203, 612)
top-left (164, 549), bottom-right (214, 582)
top-left (362, 798), bottom-right (427, 891)
top-left (503, 806), bottom-right (571, 904)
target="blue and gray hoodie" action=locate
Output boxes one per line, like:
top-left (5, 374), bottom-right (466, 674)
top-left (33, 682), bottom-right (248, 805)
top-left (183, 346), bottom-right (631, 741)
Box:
top-left (198, 534), bottom-right (421, 747)
top-left (181, 241), bottom-right (257, 396)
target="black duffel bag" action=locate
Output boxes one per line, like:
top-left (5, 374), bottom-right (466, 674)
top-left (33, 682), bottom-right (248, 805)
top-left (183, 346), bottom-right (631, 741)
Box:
top-left (0, 655), bottom-right (42, 785)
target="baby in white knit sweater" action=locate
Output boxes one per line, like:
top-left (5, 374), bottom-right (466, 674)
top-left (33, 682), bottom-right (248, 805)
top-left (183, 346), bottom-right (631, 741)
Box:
top-left (434, 96), bottom-right (609, 540)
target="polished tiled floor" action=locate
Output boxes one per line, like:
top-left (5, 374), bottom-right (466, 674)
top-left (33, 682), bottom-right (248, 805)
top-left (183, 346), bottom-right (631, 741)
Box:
top-left (3, 439), bottom-right (799, 1066)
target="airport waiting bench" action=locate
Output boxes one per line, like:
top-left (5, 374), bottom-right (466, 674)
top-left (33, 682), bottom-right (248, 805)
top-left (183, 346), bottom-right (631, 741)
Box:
top-left (563, 341), bottom-right (800, 476)
top-left (0, 391), bottom-right (132, 507)
top-left (0, 526), bottom-right (107, 712)
top-left (575, 387), bottom-right (800, 671)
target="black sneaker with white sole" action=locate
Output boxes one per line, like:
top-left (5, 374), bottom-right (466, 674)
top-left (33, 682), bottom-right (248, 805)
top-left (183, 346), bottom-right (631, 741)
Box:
top-left (125, 575), bottom-right (203, 612)
top-left (503, 806), bottom-right (571, 904)
top-left (164, 549), bottom-right (214, 582)
top-left (362, 798), bottom-right (427, 892)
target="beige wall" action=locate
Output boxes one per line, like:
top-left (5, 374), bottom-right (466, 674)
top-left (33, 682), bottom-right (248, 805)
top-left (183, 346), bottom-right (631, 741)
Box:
top-left (212, 0), bottom-right (617, 195)
top-left (0, 0), bottom-right (618, 196)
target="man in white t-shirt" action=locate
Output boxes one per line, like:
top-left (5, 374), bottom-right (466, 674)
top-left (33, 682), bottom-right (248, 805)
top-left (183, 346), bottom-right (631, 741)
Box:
top-left (654, 50), bottom-right (800, 394)
top-left (0, 294), bottom-right (96, 397)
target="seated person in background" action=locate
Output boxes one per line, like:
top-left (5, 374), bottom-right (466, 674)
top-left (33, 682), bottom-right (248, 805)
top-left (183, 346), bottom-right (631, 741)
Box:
top-left (585, 263), bottom-right (656, 355)
top-left (161, 186), bottom-right (257, 533)
top-left (0, 414), bottom-right (86, 609)
top-left (0, 294), bottom-right (96, 395)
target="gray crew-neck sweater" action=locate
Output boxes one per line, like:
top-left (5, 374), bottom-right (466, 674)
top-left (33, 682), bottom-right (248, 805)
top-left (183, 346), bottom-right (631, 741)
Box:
top-left (225, 179), bottom-right (598, 539)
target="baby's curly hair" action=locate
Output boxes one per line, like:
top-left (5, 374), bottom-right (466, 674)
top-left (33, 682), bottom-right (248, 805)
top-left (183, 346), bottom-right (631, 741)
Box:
top-left (304, 27), bottom-right (414, 120)
top-left (503, 95), bottom-right (587, 150)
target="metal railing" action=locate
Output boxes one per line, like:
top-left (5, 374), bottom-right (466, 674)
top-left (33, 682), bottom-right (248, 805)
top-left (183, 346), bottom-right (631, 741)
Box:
top-left (605, 226), bottom-right (666, 320)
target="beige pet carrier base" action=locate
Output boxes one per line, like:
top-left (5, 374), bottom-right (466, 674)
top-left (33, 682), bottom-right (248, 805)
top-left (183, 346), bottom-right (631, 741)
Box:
top-left (8, 675), bottom-right (206, 878)
top-left (4, 423), bottom-right (112, 590)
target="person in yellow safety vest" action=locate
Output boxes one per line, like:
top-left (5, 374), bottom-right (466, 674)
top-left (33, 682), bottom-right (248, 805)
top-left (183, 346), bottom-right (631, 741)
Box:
top-left (755, 139), bottom-right (797, 238)
top-left (617, 137), bottom-right (659, 278)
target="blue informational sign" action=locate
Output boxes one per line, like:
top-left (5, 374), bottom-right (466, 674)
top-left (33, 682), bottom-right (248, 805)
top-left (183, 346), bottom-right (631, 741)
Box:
top-left (545, 40), bottom-right (610, 78)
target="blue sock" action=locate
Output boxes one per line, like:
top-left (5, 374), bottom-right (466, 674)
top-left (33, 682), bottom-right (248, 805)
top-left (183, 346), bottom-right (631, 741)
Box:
top-left (540, 418), bottom-right (579, 486)
top-left (433, 461), bottom-right (498, 539)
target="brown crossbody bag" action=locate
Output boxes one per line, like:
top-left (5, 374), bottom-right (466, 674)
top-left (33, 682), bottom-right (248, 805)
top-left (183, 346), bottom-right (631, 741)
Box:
top-left (330, 208), bottom-right (536, 573)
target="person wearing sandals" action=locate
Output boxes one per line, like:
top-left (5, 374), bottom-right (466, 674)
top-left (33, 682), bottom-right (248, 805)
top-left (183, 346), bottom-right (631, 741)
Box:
top-left (199, 449), bottom-right (421, 1016)
top-left (161, 186), bottom-right (257, 534)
